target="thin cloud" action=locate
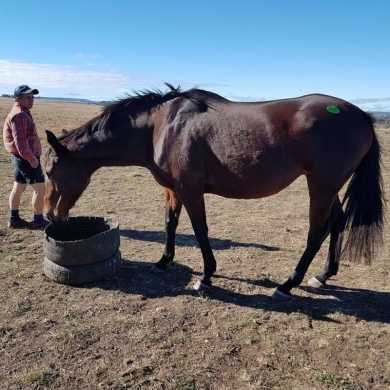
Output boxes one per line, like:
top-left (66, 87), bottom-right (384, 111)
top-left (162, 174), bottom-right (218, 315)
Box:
top-left (0, 59), bottom-right (227, 94)
top-left (71, 53), bottom-right (85, 59)
top-left (350, 97), bottom-right (390, 112)
top-left (225, 93), bottom-right (266, 102)
top-left (71, 53), bottom-right (101, 60)
top-left (0, 59), bottom-right (161, 91)
top-left (65, 92), bottom-right (82, 97)
top-left (0, 59), bottom-right (223, 99)
top-left (350, 97), bottom-right (390, 104)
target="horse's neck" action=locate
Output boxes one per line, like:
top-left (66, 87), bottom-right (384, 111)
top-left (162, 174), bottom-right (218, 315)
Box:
top-left (75, 113), bottom-right (156, 168)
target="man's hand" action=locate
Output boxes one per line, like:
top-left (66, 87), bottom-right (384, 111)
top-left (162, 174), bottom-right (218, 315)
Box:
top-left (30, 158), bottom-right (39, 169)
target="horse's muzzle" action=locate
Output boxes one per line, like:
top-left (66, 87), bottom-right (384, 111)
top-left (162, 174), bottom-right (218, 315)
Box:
top-left (45, 210), bottom-right (69, 224)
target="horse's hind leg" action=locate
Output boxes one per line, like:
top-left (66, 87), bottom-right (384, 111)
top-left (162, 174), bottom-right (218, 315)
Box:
top-left (176, 188), bottom-right (217, 291)
top-left (273, 187), bottom-right (336, 300)
top-left (307, 196), bottom-right (346, 288)
top-left (151, 188), bottom-right (182, 273)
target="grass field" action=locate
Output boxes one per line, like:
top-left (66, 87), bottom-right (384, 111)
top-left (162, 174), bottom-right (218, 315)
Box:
top-left (0, 96), bottom-right (389, 389)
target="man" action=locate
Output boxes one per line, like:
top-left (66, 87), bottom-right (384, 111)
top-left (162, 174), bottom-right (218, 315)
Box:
top-left (3, 85), bottom-right (49, 229)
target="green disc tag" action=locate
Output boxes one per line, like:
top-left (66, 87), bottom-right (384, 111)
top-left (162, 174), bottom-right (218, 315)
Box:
top-left (326, 105), bottom-right (340, 114)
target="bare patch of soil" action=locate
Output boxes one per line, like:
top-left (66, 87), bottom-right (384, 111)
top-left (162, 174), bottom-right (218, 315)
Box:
top-left (1, 97), bottom-right (389, 389)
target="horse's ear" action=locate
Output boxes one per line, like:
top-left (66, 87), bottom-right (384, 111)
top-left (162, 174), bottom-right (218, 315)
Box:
top-left (46, 130), bottom-right (69, 157)
top-left (61, 129), bottom-right (69, 135)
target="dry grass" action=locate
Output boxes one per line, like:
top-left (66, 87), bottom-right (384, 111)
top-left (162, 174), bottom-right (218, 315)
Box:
top-left (0, 97), bottom-right (389, 389)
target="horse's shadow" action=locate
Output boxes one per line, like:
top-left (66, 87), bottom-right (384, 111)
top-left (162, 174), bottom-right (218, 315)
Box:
top-left (89, 229), bottom-right (390, 324)
top-left (120, 229), bottom-right (279, 251)
top-left (208, 275), bottom-right (390, 324)
top-left (92, 257), bottom-right (390, 325)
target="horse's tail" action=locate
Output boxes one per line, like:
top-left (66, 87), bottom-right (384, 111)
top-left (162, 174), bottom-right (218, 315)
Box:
top-left (342, 112), bottom-right (386, 264)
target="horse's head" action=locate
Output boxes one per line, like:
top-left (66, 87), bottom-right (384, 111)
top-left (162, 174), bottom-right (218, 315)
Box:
top-left (44, 130), bottom-right (92, 223)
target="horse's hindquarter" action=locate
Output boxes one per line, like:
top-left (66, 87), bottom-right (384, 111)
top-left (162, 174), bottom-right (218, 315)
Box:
top-left (289, 95), bottom-right (373, 189)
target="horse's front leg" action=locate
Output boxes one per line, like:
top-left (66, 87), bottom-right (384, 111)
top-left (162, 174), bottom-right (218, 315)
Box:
top-left (192, 221), bottom-right (217, 291)
top-left (151, 188), bottom-right (182, 273)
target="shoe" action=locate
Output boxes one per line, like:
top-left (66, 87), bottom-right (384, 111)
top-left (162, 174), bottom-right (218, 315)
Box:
top-left (8, 218), bottom-right (31, 229)
top-left (32, 219), bottom-right (51, 229)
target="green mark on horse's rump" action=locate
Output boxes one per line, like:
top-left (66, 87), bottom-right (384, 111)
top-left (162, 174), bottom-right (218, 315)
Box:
top-left (326, 105), bottom-right (340, 114)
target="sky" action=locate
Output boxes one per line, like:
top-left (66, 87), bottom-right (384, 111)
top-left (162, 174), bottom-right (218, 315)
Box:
top-left (1, 0), bottom-right (390, 111)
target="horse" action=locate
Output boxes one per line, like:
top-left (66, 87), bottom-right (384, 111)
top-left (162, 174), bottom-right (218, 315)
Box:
top-left (43, 84), bottom-right (385, 300)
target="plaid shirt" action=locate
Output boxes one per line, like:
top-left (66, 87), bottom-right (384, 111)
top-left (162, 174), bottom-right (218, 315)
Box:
top-left (3, 102), bottom-right (41, 164)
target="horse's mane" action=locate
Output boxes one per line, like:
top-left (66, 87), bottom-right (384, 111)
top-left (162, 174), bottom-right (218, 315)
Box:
top-left (102, 83), bottom-right (180, 118)
top-left (58, 83), bottom-right (226, 142)
top-left (102, 83), bottom-right (225, 117)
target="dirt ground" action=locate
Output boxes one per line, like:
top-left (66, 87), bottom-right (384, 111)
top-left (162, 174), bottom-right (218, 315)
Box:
top-left (0, 97), bottom-right (389, 390)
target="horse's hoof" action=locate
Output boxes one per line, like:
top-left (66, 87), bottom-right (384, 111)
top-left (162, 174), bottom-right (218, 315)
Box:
top-left (150, 265), bottom-right (165, 274)
top-left (193, 280), bottom-right (211, 292)
top-left (307, 277), bottom-right (325, 288)
top-left (272, 288), bottom-right (292, 301)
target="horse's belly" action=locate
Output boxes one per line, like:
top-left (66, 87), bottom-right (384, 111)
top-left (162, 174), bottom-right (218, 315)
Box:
top-left (204, 170), bottom-right (302, 199)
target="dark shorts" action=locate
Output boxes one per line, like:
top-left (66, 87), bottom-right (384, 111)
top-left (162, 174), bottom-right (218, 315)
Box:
top-left (11, 154), bottom-right (45, 184)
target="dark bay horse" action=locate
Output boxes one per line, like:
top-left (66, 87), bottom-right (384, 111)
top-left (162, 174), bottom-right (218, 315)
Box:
top-left (44, 84), bottom-right (385, 300)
